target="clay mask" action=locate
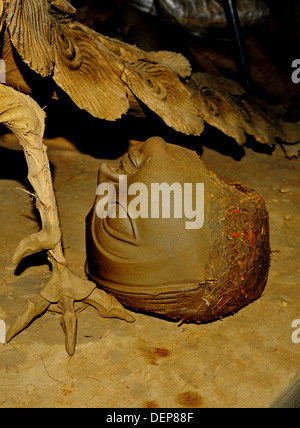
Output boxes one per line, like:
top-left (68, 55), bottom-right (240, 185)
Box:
top-left (86, 137), bottom-right (270, 323)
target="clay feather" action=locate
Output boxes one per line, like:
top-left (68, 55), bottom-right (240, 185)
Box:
top-left (2, 0), bottom-right (300, 145)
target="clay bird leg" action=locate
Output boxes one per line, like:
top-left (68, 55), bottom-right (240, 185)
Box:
top-left (0, 84), bottom-right (134, 356)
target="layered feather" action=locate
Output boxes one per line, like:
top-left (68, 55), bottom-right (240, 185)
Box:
top-left (7, 0), bottom-right (54, 76)
top-left (4, 0), bottom-right (300, 147)
top-left (189, 73), bottom-right (300, 145)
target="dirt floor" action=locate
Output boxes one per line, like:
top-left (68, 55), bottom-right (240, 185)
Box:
top-left (0, 127), bottom-right (299, 408)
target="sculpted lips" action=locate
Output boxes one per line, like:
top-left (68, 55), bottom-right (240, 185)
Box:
top-left (99, 163), bottom-right (121, 183)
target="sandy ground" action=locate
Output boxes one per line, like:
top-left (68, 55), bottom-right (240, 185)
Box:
top-left (0, 130), bottom-right (299, 408)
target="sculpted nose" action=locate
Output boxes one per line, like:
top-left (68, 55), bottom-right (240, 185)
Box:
top-left (141, 136), bottom-right (168, 157)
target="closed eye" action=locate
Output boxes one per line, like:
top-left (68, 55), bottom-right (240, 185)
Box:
top-left (128, 150), bottom-right (144, 169)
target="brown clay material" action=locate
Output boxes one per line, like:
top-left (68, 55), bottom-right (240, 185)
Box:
top-left (0, 0), bottom-right (291, 355)
top-left (0, 1), bottom-right (299, 147)
top-left (0, 84), bottom-right (134, 356)
top-left (126, 0), bottom-right (270, 37)
top-left (86, 137), bottom-right (270, 323)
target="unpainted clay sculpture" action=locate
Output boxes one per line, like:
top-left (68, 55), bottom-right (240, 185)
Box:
top-left (86, 137), bottom-right (270, 322)
top-left (0, 0), bottom-right (294, 355)
top-left (0, 0), bottom-right (300, 145)
top-left (125, 0), bottom-right (270, 37)
top-left (0, 84), bottom-right (135, 356)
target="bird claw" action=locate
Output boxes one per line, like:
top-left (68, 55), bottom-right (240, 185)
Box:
top-left (1, 85), bottom-right (135, 356)
top-left (5, 294), bottom-right (50, 344)
top-left (83, 288), bottom-right (135, 324)
top-left (8, 212), bottom-right (135, 357)
top-left (59, 296), bottom-right (78, 356)
top-left (12, 226), bottom-right (62, 267)
top-left (6, 265), bottom-right (135, 356)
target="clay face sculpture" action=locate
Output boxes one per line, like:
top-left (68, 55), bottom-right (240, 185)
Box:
top-left (86, 137), bottom-right (270, 322)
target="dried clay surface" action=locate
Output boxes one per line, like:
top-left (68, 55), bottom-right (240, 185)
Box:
top-left (0, 134), bottom-right (299, 408)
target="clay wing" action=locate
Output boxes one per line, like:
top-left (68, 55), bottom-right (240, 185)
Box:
top-left (6, 0), bottom-right (130, 120)
top-left (189, 73), bottom-right (300, 146)
top-left (4, 0), bottom-right (204, 133)
top-left (7, 0), bottom-right (54, 76)
top-left (5, 0), bottom-right (300, 145)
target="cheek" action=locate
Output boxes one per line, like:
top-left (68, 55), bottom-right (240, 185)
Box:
top-left (105, 205), bottom-right (136, 239)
